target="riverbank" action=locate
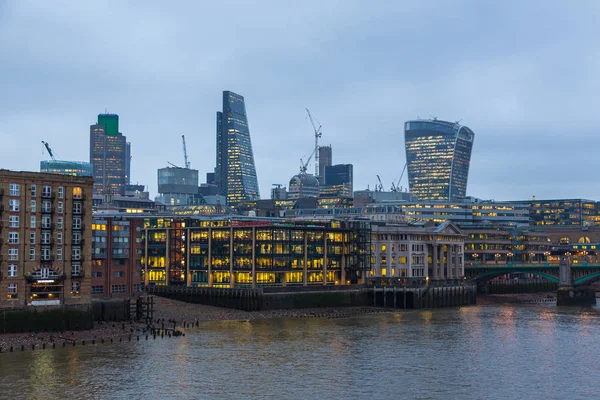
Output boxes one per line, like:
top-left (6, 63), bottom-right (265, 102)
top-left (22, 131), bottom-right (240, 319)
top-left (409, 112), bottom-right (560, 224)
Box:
top-left (0, 297), bottom-right (389, 350)
top-left (477, 292), bottom-right (557, 305)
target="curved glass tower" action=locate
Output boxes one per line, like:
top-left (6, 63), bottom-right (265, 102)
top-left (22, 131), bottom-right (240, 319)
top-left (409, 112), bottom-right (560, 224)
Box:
top-left (216, 91), bottom-right (260, 205)
top-left (404, 119), bottom-right (475, 201)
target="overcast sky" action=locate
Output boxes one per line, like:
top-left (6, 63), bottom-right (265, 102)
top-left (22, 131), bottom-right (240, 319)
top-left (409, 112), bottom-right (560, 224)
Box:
top-left (1, 1), bottom-right (599, 201)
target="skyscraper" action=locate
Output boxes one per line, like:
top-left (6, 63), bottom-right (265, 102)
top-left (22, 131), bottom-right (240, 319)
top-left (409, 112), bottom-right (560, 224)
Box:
top-left (318, 145), bottom-right (332, 184)
top-left (90, 113), bottom-right (129, 195)
top-left (215, 91), bottom-right (260, 205)
top-left (404, 119), bottom-right (475, 201)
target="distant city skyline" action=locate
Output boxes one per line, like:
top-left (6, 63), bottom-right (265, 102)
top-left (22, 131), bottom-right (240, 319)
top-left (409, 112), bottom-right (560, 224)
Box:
top-left (2, 1), bottom-right (599, 201)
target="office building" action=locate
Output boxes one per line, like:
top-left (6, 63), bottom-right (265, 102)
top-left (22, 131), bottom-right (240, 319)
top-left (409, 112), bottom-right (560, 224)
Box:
top-left (40, 160), bottom-right (92, 177)
top-left (405, 119), bottom-right (475, 201)
top-left (143, 216), bottom-right (370, 287)
top-left (318, 145), bottom-right (332, 184)
top-left (322, 164), bottom-right (353, 198)
top-left (91, 215), bottom-right (144, 299)
top-left (90, 113), bottom-right (129, 196)
top-left (156, 166), bottom-right (201, 206)
top-left (288, 173), bottom-right (320, 200)
top-left (0, 170), bottom-right (93, 308)
top-left (504, 198), bottom-right (599, 227)
top-left (215, 91), bottom-right (260, 205)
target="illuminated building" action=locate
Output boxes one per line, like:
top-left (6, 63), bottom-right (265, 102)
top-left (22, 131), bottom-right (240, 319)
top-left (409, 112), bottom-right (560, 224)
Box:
top-left (370, 221), bottom-right (465, 283)
top-left (40, 160), bottom-right (93, 177)
top-left (143, 217), bottom-right (370, 287)
top-left (90, 113), bottom-right (129, 195)
top-left (404, 119), bottom-right (475, 201)
top-left (91, 215), bottom-right (144, 298)
top-left (288, 173), bottom-right (320, 200)
top-left (215, 91), bottom-right (260, 205)
top-left (504, 198), bottom-right (598, 227)
top-left (318, 145), bottom-right (332, 184)
top-left (321, 164), bottom-right (353, 198)
top-left (156, 166), bottom-right (202, 206)
top-left (0, 170), bottom-right (93, 308)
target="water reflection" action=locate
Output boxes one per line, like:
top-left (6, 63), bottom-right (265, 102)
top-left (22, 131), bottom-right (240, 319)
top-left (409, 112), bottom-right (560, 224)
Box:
top-left (1, 305), bottom-right (600, 399)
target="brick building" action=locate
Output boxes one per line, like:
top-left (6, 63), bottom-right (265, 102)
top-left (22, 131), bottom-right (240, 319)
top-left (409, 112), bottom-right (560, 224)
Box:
top-left (0, 170), bottom-right (93, 308)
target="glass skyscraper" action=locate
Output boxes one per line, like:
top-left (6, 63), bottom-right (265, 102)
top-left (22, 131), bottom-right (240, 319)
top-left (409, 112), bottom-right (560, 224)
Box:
top-left (90, 113), bottom-right (129, 195)
top-left (404, 119), bottom-right (475, 201)
top-left (215, 91), bottom-right (260, 205)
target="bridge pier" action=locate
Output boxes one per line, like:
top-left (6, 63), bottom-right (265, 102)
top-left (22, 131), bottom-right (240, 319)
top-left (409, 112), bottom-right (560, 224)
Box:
top-left (556, 285), bottom-right (596, 307)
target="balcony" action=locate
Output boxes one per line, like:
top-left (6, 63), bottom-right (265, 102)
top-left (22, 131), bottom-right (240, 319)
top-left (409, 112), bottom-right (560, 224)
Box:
top-left (72, 224), bottom-right (85, 231)
top-left (72, 239), bottom-right (84, 246)
top-left (41, 207), bottom-right (54, 214)
top-left (40, 256), bottom-right (55, 263)
top-left (41, 240), bottom-right (53, 246)
top-left (71, 270), bottom-right (85, 278)
top-left (25, 272), bottom-right (65, 283)
top-left (41, 223), bottom-right (54, 230)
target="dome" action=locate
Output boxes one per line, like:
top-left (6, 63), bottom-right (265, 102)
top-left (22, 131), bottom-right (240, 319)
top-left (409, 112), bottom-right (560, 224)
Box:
top-left (288, 173), bottom-right (320, 200)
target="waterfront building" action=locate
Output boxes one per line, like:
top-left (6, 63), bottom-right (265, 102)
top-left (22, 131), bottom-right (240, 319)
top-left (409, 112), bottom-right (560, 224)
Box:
top-left (353, 189), bottom-right (416, 208)
top-left (143, 217), bottom-right (371, 288)
top-left (93, 194), bottom-right (167, 214)
top-left (504, 198), bottom-right (599, 227)
top-left (288, 173), bottom-right (320, 200)
top-left (90, 113), bottom-right (129, 195)
top-left (40, 160), bottom-right (93, 177)
top-left (369, 221), bottom-right (465, 284)
top-left (0, 170), bottom-right (93, 308)
top-left (318, 145), bottom-right (332, 184)
top-left (156, 166), bottom-right (202, 206)
top-left (215, 91), bottom-right (260, 205)
top-left (91, 215), bottom-right (144, 299)
top-left (404, 119), bottom-right (475, 201)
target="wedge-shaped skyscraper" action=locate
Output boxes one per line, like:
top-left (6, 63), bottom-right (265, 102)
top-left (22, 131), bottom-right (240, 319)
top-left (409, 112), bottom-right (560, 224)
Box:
top-left (404, 119), bottom-right (475, 201)
top-left (216, 91), bottom-right (260, 205)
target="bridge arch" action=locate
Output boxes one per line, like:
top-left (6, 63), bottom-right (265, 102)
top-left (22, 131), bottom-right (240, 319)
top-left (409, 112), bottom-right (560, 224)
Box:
top-left (574, 272), bottom-right (600, 285)
top-left (467, 270), bottom-right (560, 284)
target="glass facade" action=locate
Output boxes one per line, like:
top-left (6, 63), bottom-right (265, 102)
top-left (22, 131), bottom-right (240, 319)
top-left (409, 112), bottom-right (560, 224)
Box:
top-left (405, 119), bottom-right (475, 201)
top-left (90, 114), bottom-right (128, 195)
top-left (40, 160), bottom-right (92, 177)
top-left (215, 91), bottom-right (260, 205)
top-left (142, 217), bottom-right (370, 287)
top-left (506, 199), bottom-right (599, 226)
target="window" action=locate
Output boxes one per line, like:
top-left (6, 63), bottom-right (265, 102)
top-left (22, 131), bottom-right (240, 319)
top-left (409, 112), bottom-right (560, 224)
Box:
top-left (7, 283), bottom-right (17, 299)
top-left (9, 216), bottom-right (19, 228)
top-left (8, 264), bottom-right (17, 278)
top-left (72, 232), bottom-right (81, 244)
top-left (111, 285), bottom-right (127, 293)
top-left (30, 200), bottom-right (36, 212)
top-left (8, 248), bottom-right (18, 261)
top-left (42, 185), bottom-right (52, 197)
top-left (58, 187), bottom-right (64, 199)
top-left (92, 271), bottom-right (103, 278)
top-left (73, 202), bottom-right (82, 214)
top-left (42, 216), bottom-right (51, 229)
top-left (91, 286), bottom-right (104, 294)
top-left (72, 263), bottom-right (81, 276)
top-left (9, 199), bottom-right (19, 212)
top-left (42, 200), bottom-right (52, 213)
top-left (72, 247), bottom-right (81, 260)
top-left (29, 247), bottom-right (35, 261)
top-left (8, 232), bottom-right (19, 244)
top-left (72, 187), bottom-right (82, 199)
top-left (30, 184), bottom-right (36, 197)
top-left (57, 232), bottom-right (62, 244)
top-left (113, 271), bottom-right (125, 278)
top-left (71, 281), bottom-right (80, 296)
top-left (57, 217), bottom-right (63, 229)
top-left (57, 201), bottom-right (63, 213)
top-left (29, 232), bottom-right (35, 244)
top-left (41, 247), bottom-right (51, 260)
top-left (9, 183), bottom-right (20, 196)
top-left (56, 248), bottom-right (62, 261)
top-left (73, 217), bottom-right (82, 229)
top-left (133, 284), bottom-right (142, 292)
top-left (30, 215), bottom-right (36, 229)
top-left (41, 231), bottom-right (51, 244)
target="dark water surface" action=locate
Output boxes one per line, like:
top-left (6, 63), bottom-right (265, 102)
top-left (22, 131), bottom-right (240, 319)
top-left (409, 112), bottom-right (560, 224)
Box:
top-left (1, 304), bottom-right (600, 399)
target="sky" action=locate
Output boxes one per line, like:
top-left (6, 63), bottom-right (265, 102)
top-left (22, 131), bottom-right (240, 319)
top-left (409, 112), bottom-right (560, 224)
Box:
top-left (1, 0), bottom-right (599, 201)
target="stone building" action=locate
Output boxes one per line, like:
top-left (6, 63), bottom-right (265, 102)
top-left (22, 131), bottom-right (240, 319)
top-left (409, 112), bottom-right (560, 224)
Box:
top-left (0, 170), bottom-right (93, 308)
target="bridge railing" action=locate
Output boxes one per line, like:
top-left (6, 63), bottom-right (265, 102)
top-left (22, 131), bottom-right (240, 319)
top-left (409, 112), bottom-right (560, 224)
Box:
top-left (466, 262), bottom-right (600, 269)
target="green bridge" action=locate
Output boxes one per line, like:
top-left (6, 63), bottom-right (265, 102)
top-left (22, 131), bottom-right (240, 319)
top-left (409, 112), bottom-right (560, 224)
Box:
top-left (464, 263), bottom-right (600, 286)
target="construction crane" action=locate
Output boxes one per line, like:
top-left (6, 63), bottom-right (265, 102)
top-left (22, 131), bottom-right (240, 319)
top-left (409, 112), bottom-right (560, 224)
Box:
top-left (391, 163), bottom-right (407, 192)
top-left (181, 135), bottom-right (190, 169)
top-left (376, 175), bottom-right (384, 192)
top-left (305, 108), bottom-right (322, 178)
top-left (41, 141), bottom-right (56, 161)
top-left (299, 148), bottom-right (316, 174)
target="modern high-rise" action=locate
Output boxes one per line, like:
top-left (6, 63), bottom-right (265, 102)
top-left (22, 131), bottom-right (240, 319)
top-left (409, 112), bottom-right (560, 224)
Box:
top-left (322, 164), bottom-right (353, 198)
top-left (404, 119), bottom-right (475, 201)
top-left (90, 113), bottom-right (129, 196)
top-left (215, 91), bottom-right (260, 205)
top-left (318, 145), bottom-right (332, 184)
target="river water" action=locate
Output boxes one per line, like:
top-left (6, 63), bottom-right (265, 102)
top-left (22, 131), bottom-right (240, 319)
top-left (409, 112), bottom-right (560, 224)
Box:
top-left (1, 304), bottom-right (600, 399)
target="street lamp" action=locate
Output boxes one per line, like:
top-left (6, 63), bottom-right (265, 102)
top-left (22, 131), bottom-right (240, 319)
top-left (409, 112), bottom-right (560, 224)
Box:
top-left (472, 253), bottom-right (479, 265)
top-left (494, 253), bottom-right (501, 264)
top-left (529, 252), bottom-right (535, 264)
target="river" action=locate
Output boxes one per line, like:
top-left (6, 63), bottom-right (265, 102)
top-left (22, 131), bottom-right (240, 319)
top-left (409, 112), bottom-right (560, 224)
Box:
top-left (1, 304), bottom-right (599, 399)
